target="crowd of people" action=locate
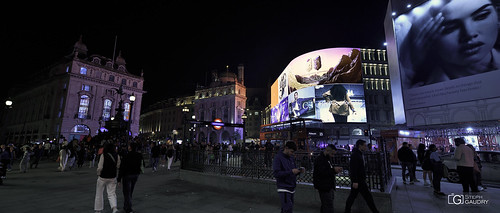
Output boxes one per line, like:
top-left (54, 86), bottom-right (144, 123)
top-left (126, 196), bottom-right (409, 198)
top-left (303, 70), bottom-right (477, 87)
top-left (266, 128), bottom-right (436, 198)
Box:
top-left (397, 138), bottom-right (486, 197)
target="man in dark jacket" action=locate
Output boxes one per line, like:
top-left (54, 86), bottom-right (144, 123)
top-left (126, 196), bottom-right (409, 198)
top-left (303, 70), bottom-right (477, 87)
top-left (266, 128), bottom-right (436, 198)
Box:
top-left (118, 143), bottom-right (144, 213)
top-left (273, 141), bottom-right (303, 213)
top-left (398, 142), bottom-right (416, 184)
top-left (313, 144), bottom-right (343, 213)
top-left (345, 140), bottom-right (379, 213)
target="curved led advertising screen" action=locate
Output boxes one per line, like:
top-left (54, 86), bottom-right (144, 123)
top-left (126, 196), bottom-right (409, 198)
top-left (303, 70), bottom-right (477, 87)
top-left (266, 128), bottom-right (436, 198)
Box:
top-left (271, 47), bottom-right (366, 123)
top-left (387, 0), bottom-right (500, 126)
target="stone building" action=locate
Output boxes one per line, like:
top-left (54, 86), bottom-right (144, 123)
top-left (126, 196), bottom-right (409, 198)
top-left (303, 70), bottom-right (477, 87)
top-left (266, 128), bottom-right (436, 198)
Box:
top-left (3, 36), bottom-right (145, 144)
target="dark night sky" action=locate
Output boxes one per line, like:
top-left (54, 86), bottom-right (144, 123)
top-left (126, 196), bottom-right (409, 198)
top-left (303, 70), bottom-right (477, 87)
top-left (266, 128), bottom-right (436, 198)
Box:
top-left (2, 0), bottom-right (389, 107)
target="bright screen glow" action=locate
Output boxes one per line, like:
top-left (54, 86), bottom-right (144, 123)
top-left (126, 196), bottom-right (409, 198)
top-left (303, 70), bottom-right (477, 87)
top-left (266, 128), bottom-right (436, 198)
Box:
top-left (388, 0), bottom-right (500, 126)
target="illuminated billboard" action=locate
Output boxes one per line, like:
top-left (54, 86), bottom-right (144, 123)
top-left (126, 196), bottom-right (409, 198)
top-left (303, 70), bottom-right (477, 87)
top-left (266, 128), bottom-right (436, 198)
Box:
top-left (271, 47), bottom-right (365, 123)
top-left (387, 0), bottom-right (500, 126)
top-left (272, 83), bottom-right (366, 123)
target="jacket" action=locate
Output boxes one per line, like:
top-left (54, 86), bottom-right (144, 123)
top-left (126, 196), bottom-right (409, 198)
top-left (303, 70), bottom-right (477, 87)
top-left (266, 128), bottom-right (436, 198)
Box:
top-left (397, 146), bottom-right (415, 163)
top-left (349, 148), bottom-right (366, 184)
top-left (313, 152), bottom-right (338, 191)
top-left (118, 151), bottom-right (143, 182)
top-left (273, 151), bottom-right (297, 192)
top-left (454, 144), bottom-right (474, 167)
top-left (97, 153), bottom-right (121, 179)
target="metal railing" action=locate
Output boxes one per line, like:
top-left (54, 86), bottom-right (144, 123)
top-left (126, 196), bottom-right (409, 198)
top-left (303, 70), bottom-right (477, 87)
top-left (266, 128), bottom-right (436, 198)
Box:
top-left (181, 149), bottom-right (392, 192)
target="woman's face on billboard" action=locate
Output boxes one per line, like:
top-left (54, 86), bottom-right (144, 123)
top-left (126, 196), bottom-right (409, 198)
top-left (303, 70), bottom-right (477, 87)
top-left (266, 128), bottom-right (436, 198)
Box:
top-left (436, 0), bottom-right (498, 66)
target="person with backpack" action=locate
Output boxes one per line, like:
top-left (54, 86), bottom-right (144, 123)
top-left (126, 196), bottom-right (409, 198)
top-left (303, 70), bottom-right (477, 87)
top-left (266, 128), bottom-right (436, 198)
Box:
top-left (94, 143), bottom-right (120, 213)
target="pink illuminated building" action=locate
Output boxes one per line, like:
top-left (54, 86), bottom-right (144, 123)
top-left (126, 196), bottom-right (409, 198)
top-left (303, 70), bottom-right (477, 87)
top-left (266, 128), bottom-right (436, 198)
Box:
top-left (3, 37), bottom-right (145, 144)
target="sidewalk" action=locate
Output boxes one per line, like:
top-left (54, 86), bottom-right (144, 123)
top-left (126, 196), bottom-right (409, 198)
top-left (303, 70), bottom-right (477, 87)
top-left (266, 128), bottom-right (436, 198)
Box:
top-left (0, 160), bottom-right (498, 212)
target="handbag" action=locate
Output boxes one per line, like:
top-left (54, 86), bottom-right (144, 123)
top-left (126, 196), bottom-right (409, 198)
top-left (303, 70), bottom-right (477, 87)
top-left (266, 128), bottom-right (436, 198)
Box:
top-left (329, 100), bottom-right (349, 116)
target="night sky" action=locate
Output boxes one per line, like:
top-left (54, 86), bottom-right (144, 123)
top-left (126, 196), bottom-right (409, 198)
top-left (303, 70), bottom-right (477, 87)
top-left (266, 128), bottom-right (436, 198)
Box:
top-left (3, 0), bottom-right (389, 108)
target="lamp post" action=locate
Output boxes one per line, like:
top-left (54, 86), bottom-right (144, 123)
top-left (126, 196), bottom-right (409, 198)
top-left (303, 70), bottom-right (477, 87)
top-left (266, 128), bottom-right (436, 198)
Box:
top-left (129, 93), bottom-right (136, 138)
top-left (182, 106), bottom-right (190, 144)
top-left (241, 111), bottom-right (248, 145)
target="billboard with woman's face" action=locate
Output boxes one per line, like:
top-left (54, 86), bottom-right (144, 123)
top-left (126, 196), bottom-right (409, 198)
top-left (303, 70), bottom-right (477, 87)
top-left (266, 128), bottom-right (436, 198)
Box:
top-left (388, 0), bottom-right (500, 126)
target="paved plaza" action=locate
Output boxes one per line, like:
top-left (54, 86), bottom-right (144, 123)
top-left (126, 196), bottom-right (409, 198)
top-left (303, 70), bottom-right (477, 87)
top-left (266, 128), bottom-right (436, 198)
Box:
top-left (0, 159), bottom-right (499, 213)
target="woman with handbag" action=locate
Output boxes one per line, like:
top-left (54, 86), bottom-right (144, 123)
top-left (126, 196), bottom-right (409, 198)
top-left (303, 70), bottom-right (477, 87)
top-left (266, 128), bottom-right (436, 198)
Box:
top-left (429, 144), bottom-right (445, 196)
top-left (322, 84), bottom-right (355, 123)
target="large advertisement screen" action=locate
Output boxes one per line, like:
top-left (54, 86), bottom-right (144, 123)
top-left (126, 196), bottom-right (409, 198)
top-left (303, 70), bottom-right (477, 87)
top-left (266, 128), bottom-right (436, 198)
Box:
top-left (271, 83), bottom-right (366, 123)
top-left (271, 47), bottom-right (365, 123)
top-left (389, 0), bottom-right (500, 126)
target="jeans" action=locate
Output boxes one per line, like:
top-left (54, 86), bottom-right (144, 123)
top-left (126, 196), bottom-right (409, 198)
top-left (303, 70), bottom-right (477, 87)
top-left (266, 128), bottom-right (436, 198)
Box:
top-left (123, 174), bottom-right (139, 213)
top-left (318, 189), bottom-right (334, 213)
top-left (432, 163), bottom-right (443, 192)
top-left (457, 166), bottom-right (478, 192)
top-left (278, 192), bottom-right (294, 213)
top-left (94, 177), bottom-right (117, 211)
top-left (345, 181), bottom-right (379, 213)
top-left (400, 162), bottom-right (415, 182)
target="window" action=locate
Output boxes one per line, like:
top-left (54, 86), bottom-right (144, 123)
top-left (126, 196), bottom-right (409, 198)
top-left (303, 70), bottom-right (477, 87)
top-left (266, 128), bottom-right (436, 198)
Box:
top-left (66, 66), bottom-right (70, 73)
top-left (124, 103), bottom-right (130, 121)
top-left (82, 84), bottom-right (91, 91)
top-left (133, 82), bottom-right (138, 88)
top-left (80, 67), bottom-right (87, 75)
top-left (78, 95), bottom-right (90, 119)
top-left (121, 79), bottom-right (127, 85)
top-left (102, 99), bottom-right (112, 121)
top-left (109, 75), bottom-right (115, 82)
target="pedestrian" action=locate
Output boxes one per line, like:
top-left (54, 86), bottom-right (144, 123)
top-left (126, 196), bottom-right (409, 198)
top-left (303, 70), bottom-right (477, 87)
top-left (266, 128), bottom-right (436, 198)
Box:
top-left (94, 143), bottom-right (120, 213)
top-left (118, 143), bottom-right (144, 213)
top-left (166, 145), bottom-right (174, 170)
top-left (467, 144), bottom-right (485, 191)
top-left (0, 144), bottom-right (11, 183)
top-left (58, 141), bottom-right (69, 172)
top-left (150, 142), bottom-right (160, 172)
top-left (30, 144), bottom-right (43, 169)
top-left (345, 139), bottom-right (379, 213)
top-left (313, 144), bottom-right (343, 213)
top-left (421, 146), bottom-right (433, 187)
top-left (273, 141), bottom-right (304, 213)
top-left (429, 144), bottom-right (445, 196)
top-left (453, 138), bottom-right (479, 192)
top-left (19, 145), bottom-right (32, 173)
top-left (398, 142), bottom-right (416, 184)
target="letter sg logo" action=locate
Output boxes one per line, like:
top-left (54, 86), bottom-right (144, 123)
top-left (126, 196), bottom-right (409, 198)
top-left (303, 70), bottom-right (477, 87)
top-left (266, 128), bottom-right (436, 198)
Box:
top-left (448, 193), bottom-right (464, 205)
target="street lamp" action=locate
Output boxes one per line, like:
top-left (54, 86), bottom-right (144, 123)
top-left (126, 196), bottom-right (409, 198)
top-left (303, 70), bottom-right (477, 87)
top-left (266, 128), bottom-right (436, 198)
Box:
top-left (241, 112), bottom-right (248, 145)
top-left (128, 93), bottom-right (136, 138)
top-left (5, 99), bottom-right (12, 108)
top-left (182, 106), bottom-right (190, 144)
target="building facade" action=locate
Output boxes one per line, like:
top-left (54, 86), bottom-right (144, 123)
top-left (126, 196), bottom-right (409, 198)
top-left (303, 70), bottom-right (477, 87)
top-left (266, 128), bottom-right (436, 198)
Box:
top-left (193, 65), bottom-right (247, 144)
top-left (3, 37), bottom-right (145, 144)
top-left (139, 96), bottom-right (194, 141)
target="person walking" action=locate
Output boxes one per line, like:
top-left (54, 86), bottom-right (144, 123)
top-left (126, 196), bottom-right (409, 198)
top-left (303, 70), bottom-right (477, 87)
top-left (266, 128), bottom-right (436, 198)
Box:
top-left (166, 145), bottom-right (174, 170)
top-left (313, 144), bottom-right (343, 213)
top-left (118, 143), bottom-right (144, 213)
top-left (273, 141), bottom-right (304, 213)
top-left (398, 142), bottom-right (416, 184)
top-left (19, 145), bottom-right (32, 173)
top-left (421, 146), bottom-right (433, 187)
top-left (30, 144), bottom-right (43, 169)
top-left (94, 143), bottom-right (120, 213)
top-left (58, 141), bottom-right (69, 172)
top-left (429, 144), bottom-right (445, 196)
top-left (150, 142), bottom-right (160, 172)
top-left (345, 139), bottom-right (379, 213)
top-left (454, 138), bottom-right (479, 192)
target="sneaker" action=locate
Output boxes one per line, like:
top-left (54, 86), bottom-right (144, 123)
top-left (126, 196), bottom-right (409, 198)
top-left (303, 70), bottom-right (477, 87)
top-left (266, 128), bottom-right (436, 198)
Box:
top-left (424, 181), bottom-right (430, 186)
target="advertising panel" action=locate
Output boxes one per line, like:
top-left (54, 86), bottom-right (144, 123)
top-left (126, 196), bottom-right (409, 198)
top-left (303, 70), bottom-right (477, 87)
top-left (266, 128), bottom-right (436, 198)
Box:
top-left (314, 84), bottom-right (367, 123)
top-left (389, 0), bottom-right (500, 126)
top-left (288, 86), bottom-right (315, 119)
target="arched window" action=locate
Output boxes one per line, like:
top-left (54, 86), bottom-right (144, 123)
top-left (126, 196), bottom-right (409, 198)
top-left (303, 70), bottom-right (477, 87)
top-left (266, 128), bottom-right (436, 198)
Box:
top-left (102, 99), bottom-right (112, 121)
top-left (124, 103), bottom-right (130, 121)
top-left (78, 95), bottom-right (90, 119)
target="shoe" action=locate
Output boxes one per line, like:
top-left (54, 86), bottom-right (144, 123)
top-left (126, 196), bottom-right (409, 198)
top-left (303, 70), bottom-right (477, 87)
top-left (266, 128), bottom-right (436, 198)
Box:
top-left (434, 191), bottom-right (445, 196)
top-left (403, 181), bottom-right (407, 184)
top-left (424, 181), bottom-right (430, 186)
top-left (409, 181), bottom-right (415, 185)
top-left (112, 207), bottom-right (119, 213)
top-left (414, 179), bottom-right (420, 182)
